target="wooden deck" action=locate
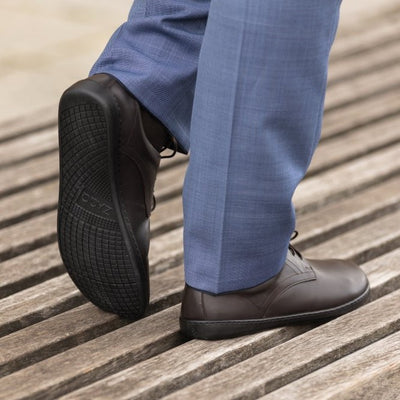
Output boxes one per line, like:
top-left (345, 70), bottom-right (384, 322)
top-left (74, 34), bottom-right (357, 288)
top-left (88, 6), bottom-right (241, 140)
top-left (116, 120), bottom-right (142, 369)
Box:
top-left (1, 2), bottom-right (400, 399)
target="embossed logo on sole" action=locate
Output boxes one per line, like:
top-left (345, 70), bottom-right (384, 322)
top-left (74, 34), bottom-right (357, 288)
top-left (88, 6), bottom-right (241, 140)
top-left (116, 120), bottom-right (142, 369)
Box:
top-left (77, 189), bottom-right (115, 219)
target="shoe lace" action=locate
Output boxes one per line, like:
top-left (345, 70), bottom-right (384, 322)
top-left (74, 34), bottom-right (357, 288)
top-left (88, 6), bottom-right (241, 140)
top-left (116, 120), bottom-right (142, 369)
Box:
top-left (151, 135), bottom-right (178, 212)
top-left (289, 230), bottom-right (303, 259)
top-left (160, 135), bottom-right (178, 159)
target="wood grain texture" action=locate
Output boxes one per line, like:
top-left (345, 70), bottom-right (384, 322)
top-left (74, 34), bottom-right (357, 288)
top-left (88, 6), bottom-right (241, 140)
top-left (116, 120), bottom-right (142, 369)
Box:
top-left (295, 175), bottom-right (400, 249)
top-left (0, 104), bottom-right (57, 143)
top-left (321, 87), bottom-right (400, 140)
top-left (0, 305), bottom-right (183, 400)
top-left (331, 12), bottom-right (400, 60)
top-left (0, 265), bottom-right (184, 377)
top-left (294, 142), bottom-right (400, 213)
top-left (304, 209), bottom-right (400, 264)
top-left (309, 114), bottom-right (400, 176)
top-left (0, 242), bottom-right (63, 298)
top-left (325, 62), bottom-right (400, 112)
top-left (0, 127), bottom-right (57, 168)
top-left (261, 330), bottom-right (400, 400)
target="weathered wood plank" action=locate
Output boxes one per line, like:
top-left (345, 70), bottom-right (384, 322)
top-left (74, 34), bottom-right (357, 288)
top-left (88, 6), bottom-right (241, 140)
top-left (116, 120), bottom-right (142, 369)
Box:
top-left (0, 211), bottom-right (57, 262)
top-left (325, 62), bottom-right (400, 111)
top-left (309, 114), bottom-right (400, 176)
top-left (331, 13), bottom-right (400, 60)
top-left (261, 330), bottom-right (400, 400)
top-left (304, 209), bottom-right (400, 265)
top-left (0, 242), bottom-right (63, 298)
top-left (0, 305), bottom-right (183, 400)
top-left (294, 142), bottom-right (400, 213)
top-left (328, 37), bottom-right (400, 84)
top-left (159, 288), bottom-right (400, 400)
top-left (58, 250), bottom-right (400, 400)
top-left (0, 105), bottom-right (57, 143)
top-left (0, 127), bottom-right (57, 168)
top-left (321, 87), bottom-right (400, 140)
top-left (0, 152), bottom-right (58, 198)
top-left (295, 175), bottom-right (400, 249)
top-left (0, 180), bottom-right (58, 229)
top-left (0, 274), bottom-right (83, 337)
top-left (0, 265), bottom-right (184, 377)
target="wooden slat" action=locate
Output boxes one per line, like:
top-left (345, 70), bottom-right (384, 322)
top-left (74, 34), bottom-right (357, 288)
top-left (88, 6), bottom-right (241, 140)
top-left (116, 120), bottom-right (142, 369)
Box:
top-left (0, 242), bottom-right (63, 298)
top-left (261, 330), bottom-right (400, 400)
top-left (295, 175), bottom-right (400, 249)
top-left (328, 37), bottom-right (400, 84)
top-left (0, 105), bottom-right (57, 143)
top-left (305, 209), bottom-right (400, 264)
top-left (294, 142), bottom-right (400, 213)
top-left (0, 275), bottom-right (82, 337)
top-left (0, 305), bottom-right (183, 400)
top-left (0, 211), bottom-right (56, 262)
top-left (332, 13), bottom-right (400, 60)
top-left (325, 62), bottom-right (400, 111)
top-left (0, 127), bottom-right (57, 168)
top-left (0, 265), bottom-right (184, 377)
top-left (321, 87), bottom-right (400, 140)
top-left (0, 152), bottom-right (58, 198)
top-left (0, 180), bottom-right (58, 229)
top-left (57, 249), bottom-right (400, 400)
top-left (309, 114), bottom-right (400, 176)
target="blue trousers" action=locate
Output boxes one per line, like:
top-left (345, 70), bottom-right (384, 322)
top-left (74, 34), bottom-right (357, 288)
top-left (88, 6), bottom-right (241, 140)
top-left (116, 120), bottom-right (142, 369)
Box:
top-left (91, 0), bottom-right (342, 293)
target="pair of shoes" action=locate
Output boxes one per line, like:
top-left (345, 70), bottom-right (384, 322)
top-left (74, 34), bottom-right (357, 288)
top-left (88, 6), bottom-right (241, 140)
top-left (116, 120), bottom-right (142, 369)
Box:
top-left (57, 73), bottom-right (176, 318)
top-left (57, 75), bottom-right (370, 336)
top-left (180, 234), bottom-right (370, 339)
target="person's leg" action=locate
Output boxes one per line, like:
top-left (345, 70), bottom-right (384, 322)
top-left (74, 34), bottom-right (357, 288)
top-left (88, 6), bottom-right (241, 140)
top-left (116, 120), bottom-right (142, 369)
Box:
top-left (183, 0), bottom-right (344, 293)
top-left (180, 0), bottom-right (370, 340)
top-left (58, 0), bottom-right (209, 318)
top-left (90, 0), bottom-right (210, 153)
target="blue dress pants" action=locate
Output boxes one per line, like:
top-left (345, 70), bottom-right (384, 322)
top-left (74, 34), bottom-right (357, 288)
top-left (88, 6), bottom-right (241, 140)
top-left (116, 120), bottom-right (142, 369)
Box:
top-left (91, 0), bottom-right (342, 294)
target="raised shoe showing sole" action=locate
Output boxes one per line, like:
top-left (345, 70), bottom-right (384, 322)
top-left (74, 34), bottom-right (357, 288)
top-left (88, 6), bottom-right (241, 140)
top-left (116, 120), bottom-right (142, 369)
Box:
top-left (57, 78), bottom-right (149, 318)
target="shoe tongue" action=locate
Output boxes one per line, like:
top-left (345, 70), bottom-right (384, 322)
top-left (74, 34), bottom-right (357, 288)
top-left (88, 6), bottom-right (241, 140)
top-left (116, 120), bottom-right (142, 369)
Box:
top-left (140, 107), bottom-right (170, 152)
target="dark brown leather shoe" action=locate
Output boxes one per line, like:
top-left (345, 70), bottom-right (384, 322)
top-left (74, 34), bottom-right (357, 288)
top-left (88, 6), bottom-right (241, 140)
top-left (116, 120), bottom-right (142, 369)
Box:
top-left (180, 241), bottom-right (370, 340)
top-left (57, 73), bottom-right (176, 318)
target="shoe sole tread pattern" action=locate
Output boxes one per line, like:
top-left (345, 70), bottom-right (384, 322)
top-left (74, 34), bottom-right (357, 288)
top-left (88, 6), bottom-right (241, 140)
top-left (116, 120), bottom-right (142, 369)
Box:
top-left (180, 285), bottom-right (370, 340)
top-left (57, 80), bottom-right (147, 319)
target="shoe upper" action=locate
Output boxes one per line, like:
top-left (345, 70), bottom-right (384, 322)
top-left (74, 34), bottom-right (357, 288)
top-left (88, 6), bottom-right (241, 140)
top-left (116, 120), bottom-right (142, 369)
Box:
top-left (180, 249), bottom-right (370, 321)
top-left (87, 74), bottom-right (172, 263)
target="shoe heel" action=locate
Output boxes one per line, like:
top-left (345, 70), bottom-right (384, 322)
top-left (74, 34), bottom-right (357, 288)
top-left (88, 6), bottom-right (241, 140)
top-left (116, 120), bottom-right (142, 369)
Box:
top-left (57, 81), bottom-right (148, 318)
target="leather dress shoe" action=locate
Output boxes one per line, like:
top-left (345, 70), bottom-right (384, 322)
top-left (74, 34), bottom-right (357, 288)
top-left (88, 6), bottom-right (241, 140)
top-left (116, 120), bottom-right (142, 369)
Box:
top-left (57, 73), bottom-right (177, 318)
top-left (180, 238), bottom-right (370, 339)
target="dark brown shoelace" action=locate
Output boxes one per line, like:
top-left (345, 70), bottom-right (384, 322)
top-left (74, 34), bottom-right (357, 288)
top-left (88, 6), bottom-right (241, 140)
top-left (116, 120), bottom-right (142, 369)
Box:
top-left (289, 230), bottom-right (303, 259)
top-left (151, 135), bottom-right (179, 212)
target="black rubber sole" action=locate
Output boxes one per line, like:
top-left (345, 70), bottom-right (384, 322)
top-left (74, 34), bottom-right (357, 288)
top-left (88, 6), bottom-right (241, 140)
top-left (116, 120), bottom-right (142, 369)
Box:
top-left (57, 79), bottom-right (148, 319)
top-left (180, 285), bottom-right (370, 340)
